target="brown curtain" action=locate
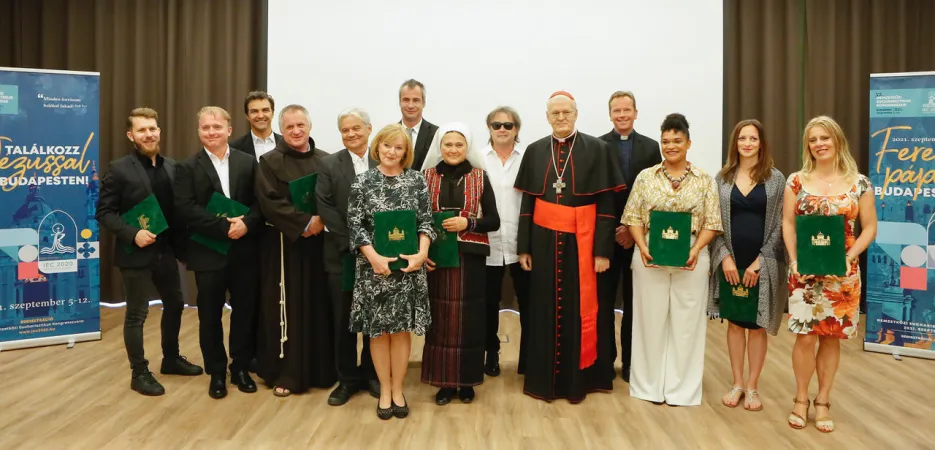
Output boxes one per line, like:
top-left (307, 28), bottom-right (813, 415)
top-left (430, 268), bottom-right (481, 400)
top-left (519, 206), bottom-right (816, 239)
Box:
top-left (0, 0), bottom-right (269, 303)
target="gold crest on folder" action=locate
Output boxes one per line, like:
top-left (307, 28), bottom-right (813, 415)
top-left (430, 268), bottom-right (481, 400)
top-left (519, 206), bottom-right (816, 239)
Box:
top-left (731, 285), bottom-right (750, 298)
top-left (389, 227), bottom-right (405, 241)
top-left (811, 232), bottom-right (831, 247)
top-left (661, 226), bottom-right (679, 240)
top-left (138, 214), bottom-right (150, 230)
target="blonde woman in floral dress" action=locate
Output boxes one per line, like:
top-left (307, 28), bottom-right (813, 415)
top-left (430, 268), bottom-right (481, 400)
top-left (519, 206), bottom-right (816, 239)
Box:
top-left (782, 116), bottom-right (877, 433)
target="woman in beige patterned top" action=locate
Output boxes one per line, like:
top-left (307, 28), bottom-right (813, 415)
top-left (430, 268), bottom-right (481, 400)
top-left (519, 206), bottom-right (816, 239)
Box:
top-left (622, 113), bottom-right (723, 406)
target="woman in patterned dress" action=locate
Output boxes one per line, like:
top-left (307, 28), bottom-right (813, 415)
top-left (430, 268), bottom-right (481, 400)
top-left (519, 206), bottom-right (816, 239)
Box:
top-left (782, 116), bottom-right (878, 432)
top-left (418, 122), bottom-right (500, 405)
top-left (348, 124), bottom-right (436, 420)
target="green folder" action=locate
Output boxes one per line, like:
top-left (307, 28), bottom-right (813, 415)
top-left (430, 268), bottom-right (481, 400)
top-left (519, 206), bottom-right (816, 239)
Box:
top-left (373, 210), bottom-right (418, 271)
top-left (429, 211), bottom-right (460, 268)
top-left (718, 271), bottom-right (759, 323)
top-left (190, 192), bottom-right (250, 255)
top-left (289, 172), bottom-right (318, 214)
top-left (342, 252), bottom-right (356, 291)
top-left (648, 210), bottom-right (692, 268)
top-left (120, 194), bottom-right (168, 253)
top-left (796, 215), bottom-right (846, 276)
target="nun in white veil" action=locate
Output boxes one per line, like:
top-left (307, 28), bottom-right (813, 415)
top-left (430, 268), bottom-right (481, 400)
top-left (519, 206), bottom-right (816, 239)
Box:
top-left (419, 122), bottom-right (502, 405)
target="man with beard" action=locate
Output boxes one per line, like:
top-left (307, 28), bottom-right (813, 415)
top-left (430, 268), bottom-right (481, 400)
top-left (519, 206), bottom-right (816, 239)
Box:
top-left (230, 91), bottom-right (283, 160)
top-left (316, 108), bottom-right (380, 405)
top-left (254, 104), bottom-right (336, 396)
top-left (513, 92), bottom-right (624, 403)
top-left (97, 107), bottom-right (203, 396)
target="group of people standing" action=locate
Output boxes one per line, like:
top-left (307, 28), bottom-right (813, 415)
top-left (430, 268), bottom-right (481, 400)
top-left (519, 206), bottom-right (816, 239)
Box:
top-left (97, 79), bottom-right (877, 433)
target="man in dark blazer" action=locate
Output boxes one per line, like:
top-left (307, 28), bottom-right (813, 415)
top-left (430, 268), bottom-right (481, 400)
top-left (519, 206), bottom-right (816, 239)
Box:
top-left (316, 108), bottom-right (380, 405)
top-left (229, 90), bottom-right (284, 160)
top-left (397, 79), bottom-right (438, 170)
top-left (174, 107), bottom-right (264, 399)
top-left (598, 91), bottom-right (661, 382)
top-left (96, 107), bottom-right (204, 397)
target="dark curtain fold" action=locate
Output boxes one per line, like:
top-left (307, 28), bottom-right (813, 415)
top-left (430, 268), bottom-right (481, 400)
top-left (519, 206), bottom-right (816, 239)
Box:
top-left (1, 0), bottom-right (268, 303)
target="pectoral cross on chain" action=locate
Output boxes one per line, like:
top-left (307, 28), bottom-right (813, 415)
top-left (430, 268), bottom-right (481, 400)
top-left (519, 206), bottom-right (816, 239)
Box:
top-left (553, 177), bottom-right (566, 194)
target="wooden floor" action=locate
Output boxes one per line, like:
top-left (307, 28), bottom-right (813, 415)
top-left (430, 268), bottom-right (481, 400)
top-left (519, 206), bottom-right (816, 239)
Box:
top-left (0, 307), bottom-right (932, 450)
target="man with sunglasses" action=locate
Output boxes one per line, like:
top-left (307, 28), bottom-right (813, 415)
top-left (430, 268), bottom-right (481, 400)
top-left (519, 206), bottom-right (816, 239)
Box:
top-left (513, 91), bottom-right (625, 403)
top-left (481, 107), bottom-right (531, 377)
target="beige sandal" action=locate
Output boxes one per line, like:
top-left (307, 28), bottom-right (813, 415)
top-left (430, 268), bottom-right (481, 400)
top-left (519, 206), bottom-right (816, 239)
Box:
top-left (814, 400), bottom-right (834, 433)
top-left (744, 389), bottom-right (763, 412)
top-left (722, 386), bottom-right (744, 408)
top-left (273, 386), bottom-right (292, 397)
top-left (788, 398), bottom-right (809, 429)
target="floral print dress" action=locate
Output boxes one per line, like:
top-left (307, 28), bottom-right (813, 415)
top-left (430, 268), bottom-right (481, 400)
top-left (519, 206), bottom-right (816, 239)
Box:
top-left (786, 172), bottom-right (871, 339)
top-left (348, 168), bottom-right (436, 338)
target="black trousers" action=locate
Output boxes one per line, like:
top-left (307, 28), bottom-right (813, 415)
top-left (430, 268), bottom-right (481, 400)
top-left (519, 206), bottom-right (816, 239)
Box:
top-left (119, 251), bottom-right (185, 375)
top-left (328, 273), bottom-right (374, 388)
top-left (194, 262), bottom-right (260, 375)
top-left (599, 245), bottom-right (635, 373)
top-left (484, 263), bottom-right (530, 372)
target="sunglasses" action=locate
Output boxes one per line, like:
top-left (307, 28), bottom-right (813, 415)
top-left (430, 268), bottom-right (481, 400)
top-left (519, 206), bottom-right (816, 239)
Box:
top-left (491, 122), bottom-right (515, 131)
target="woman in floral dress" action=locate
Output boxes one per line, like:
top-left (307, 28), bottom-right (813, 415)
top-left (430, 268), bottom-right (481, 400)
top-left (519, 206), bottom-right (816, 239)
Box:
top-left (782, 116), bottom-right (878, 433)
top-left (348, 124), bottom-right (436, 420)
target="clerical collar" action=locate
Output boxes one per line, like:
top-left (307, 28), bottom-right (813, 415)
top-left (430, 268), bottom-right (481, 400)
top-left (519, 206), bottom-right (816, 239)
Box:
top-left (552, 129), bottom-right (578, 143)
top-left (615, 129), bottom-right (633, 141)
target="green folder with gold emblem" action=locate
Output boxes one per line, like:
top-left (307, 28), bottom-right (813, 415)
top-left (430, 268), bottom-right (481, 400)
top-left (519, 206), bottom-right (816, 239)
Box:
top-left (718, 271), bottom-right (759, 323)
top-left (796, 214), bottom-right (846, 276)
top-left (429, 211), bottom-right (460, 268)
top-left (289, 172), bottom-right (318, 214)
top-left (342, 252), bottom-right (356, 291)
top-left (648, 210), bottom-right (692, 268)
top-left (373, 210), bottom-right (418, 271)
top-left (120, 194), bottom-right (168, 253)
top-left (190, 192), bottom-right (250, 255)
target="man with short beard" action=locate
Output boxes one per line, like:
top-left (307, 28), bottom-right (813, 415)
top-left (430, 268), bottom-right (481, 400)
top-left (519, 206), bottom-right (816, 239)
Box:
top-left (97, 107), bottom-right (204, 396)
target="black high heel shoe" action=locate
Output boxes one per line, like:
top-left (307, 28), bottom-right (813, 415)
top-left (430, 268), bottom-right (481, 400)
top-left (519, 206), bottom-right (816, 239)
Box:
top-left (376, 398), bottom-right (394, 420)
top-left (392, 395), bottom-right (409, 418)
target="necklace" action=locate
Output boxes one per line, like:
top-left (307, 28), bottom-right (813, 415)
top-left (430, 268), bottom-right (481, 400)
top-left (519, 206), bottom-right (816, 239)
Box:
top-left (816, 170), bottom-right (838, 188)
top-left (550, 133), bottom-right (577, 194)
top-left (662, 162), bottom-right (691, 190)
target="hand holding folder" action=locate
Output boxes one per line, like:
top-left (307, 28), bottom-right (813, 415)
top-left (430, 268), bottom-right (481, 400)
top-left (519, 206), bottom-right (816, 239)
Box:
top-left (373, 210), bottom-right (418, 271)
top-left (120, 194), bottom-right (168, 253)
top-left (796, 215), bottom-right (846, 276)
top-left (190, 192), bottom-right (250, 255)
top-left (429, 211), bottom-right (460, 268)
top-left (648, 210), bottom-right (692, 268)
top-left (289, 173), bottom-right (319, 214)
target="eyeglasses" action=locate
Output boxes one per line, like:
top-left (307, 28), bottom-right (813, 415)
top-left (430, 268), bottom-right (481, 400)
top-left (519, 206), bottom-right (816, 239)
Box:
top-left (490, 122), bottom-right (515, 131)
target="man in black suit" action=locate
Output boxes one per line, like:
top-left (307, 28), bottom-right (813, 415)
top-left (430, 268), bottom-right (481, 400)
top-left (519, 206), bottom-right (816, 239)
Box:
top-left (174, 106), bottom-right (264, 399)
top-left (96, 107), bottom-right (204, 396)
top-left (229, 91), bottom-right (284, 160)
top-left (316, 108), bottom-right (380, 405)
top-left (398, 79), bottom-right (438, 170)
top-left (598, 91), bottom-right (661, 382)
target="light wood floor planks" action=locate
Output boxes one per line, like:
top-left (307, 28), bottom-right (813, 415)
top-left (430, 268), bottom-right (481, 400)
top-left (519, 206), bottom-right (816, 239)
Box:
top-left (0, 306), bottom-right (932, 449)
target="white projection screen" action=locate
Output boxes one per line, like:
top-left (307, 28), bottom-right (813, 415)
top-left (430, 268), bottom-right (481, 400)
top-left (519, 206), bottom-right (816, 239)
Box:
top-left (268, 0), bottom-right (723, 174)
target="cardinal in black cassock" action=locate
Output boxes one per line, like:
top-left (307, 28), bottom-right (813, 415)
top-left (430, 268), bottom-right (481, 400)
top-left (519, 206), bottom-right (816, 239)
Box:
top-left (254, 108), bottom-right (336, 395)
top-left (514, 91), bottom-right (625, 403)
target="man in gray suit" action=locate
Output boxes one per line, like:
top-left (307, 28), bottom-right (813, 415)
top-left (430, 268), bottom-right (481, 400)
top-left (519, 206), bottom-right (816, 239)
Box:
top-left (316, 108), bottom-right (380, 405)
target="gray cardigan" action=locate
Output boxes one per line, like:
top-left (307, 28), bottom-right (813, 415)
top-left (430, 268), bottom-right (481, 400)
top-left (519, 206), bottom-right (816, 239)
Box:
top-left (707, 167), bottom-right (787, 335)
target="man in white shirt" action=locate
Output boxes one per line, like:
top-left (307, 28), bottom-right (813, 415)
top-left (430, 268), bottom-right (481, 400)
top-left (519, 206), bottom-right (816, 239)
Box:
top-left (481, 106), bottom-right (530, 376)
top-left (316, 108), bottom-right (380, 404)
top-left (398, 79), bottom-right (438, 170)
top-left (230, 91), bottom-right (283, 160)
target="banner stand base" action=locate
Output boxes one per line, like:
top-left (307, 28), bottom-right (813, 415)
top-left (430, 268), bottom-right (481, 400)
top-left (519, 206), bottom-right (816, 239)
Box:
top-left (864, 342), bottom-right (935, 361)
top-left (0, 332), bottom-right (101, 353)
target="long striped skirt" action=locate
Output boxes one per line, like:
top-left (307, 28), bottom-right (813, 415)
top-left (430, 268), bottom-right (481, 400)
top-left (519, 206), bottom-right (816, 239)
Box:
top-left (421, 253), bottom-right (487, 388)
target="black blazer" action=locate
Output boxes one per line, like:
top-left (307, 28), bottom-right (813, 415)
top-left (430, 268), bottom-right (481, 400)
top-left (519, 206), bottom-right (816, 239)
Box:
top-left (404, 119), bottom-right (439, 171)
top-left (230, 131), bottom-right (284, 158)
top-left (173, 147), bottom-right (264, 272)
top-left (599, 129), bottom-right (662, 221)
top-left (316, 149), bottom-right (377, 274)
top-left (96, 152), bottom-right (181, 269)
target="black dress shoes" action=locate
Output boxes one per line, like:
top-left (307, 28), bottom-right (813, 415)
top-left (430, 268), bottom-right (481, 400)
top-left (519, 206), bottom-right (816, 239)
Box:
top-left (160, 355), bottom-right (204, 376)
top-left (231, 370), bottom-right (257, 393)
top-left (621, 367), bottom-right (630, 383)
top-left (459, 387), bottom-right (475, 403)
top-left (367, 379), bottom-right (381, 399)
top-left (435, 388), bottom-right (456, 406)
top-left (328, 384), bottom-right (358, 406)
top-left (484, 354), bottom-right (501, 377)
top-left (248, 358), bottom-right (258, 374)
top-left (130, 371), bottom-right (165, 396)
top-left (209, 374), bottom-right (228, 399)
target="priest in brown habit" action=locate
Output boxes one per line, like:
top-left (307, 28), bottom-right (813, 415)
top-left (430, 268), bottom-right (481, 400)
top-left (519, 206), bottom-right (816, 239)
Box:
top-left (255, 104), bottom-right (336, 396)
top-left (514, 91), bottom-right (625, 403)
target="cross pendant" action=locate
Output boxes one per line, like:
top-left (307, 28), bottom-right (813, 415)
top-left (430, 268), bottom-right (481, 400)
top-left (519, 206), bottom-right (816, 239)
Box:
top-left (553, 178), bottom-right (566, 194)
